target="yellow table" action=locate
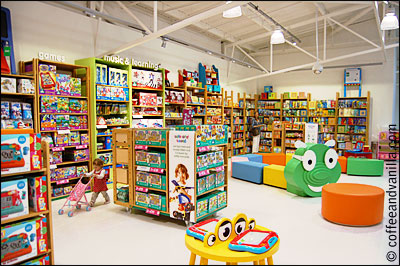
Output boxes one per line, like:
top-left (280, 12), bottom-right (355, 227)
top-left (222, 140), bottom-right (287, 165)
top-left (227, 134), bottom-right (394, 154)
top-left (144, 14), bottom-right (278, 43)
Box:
top-left (185, 225), bottom-right (279, 265)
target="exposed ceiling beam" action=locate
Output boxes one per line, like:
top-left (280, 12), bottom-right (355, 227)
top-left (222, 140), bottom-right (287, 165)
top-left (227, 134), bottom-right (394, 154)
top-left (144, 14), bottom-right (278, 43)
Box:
top-left (236, 45), bottom-right (269, 73)
top-left (313, 2), bottom-right (335, 29)
top-left (372, 1), bottom-right (387, 61)
top-left (97, 1), bottom-right (250, 57)
top-left (225, 5), bottom-right (369, 48)
top-left (153, 1), bottom-right (157, 32)
top-left (331, 6), bottom-right (373, 35)
top-left (228, 43), bottom-right (398, 85)
top-left (285, 40), bottom-right (318, 60)
top-left (94, 1), bottom-right (105, 55)
top-left (242, 5), bottom-right (273, 31)
top-left (310, 1), bottom-right (372, 4)
top-left (162, 2), bottom-right (201, 13)
top-left (116, 1), bottom-right (152, 34)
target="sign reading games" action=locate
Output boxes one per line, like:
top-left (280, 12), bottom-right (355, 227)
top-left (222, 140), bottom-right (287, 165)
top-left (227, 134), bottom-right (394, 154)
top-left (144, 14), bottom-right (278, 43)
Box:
top-left (103, 55), bottom-right (161, 71)
top-left (38, 52), bottom-right (66, 62)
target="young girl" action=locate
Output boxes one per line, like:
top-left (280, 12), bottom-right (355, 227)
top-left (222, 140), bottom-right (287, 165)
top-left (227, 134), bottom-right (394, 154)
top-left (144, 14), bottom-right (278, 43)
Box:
top-left (85, 158), bottom-right (110, 207)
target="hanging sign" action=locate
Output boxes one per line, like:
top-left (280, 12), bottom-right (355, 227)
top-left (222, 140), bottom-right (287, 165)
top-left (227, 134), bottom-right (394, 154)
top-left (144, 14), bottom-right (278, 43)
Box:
top-left (169, 130), bottom-right (196, 223)
top-left (103, 55), bottom-right (161, 71)
top-left (305, 123), bottom-right (319, 144)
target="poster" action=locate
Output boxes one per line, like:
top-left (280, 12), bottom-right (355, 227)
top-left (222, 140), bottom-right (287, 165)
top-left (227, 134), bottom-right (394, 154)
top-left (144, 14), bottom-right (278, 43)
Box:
top-left (305, 123), bottom-right (318, 144)
top-left (132, 69), bottom-right (163, 90)
top-left (169, 131), bottom-right (196, 223)
top-left (182, 108), bottom-right (193, 125)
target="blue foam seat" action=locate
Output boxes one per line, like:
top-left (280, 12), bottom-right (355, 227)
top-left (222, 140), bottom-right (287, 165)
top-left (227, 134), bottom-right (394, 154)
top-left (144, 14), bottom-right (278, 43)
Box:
top-left (236, 154), bottom-right (263, 163)
top-left (232, 161), bottom-right (268, 184)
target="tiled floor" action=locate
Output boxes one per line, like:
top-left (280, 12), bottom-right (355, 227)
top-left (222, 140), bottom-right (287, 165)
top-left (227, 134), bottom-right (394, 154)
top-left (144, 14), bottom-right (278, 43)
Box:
top-left (51, 162), bottom-right (398, 265)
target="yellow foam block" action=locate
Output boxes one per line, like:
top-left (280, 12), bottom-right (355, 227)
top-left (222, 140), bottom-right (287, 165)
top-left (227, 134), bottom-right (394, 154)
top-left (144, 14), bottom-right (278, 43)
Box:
top-left (263, 164), bottom-right (287, 189)
top-left (285, 153), bottom-right (293, 164)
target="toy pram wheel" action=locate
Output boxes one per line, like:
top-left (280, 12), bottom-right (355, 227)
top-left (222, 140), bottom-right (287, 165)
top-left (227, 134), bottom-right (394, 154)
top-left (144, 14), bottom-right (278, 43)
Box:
top-left (58, 209), bottom-right (64, 215)
top-left (68, 211), bottom-right (74, 217)
top-left (86, 206), bottom-right (91, 211)
top-left (76, 204), bottom-right (81, 209)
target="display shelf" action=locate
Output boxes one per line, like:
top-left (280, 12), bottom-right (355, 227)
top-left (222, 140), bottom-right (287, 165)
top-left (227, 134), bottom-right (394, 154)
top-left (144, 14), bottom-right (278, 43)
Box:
top-left (1, 92), bottom-right (35, 97)
top-left (96, 99), bottom-right (129, 103)
top-left (51, 160), bottom-right (90, 166)
top-left (1, 168), bottom-right (46, 178)
top-left (1, 209), bottom-right (49, 225)
top-left (51, 176), bottom-right (81, 183)
top-left (132, 86), bottom-right (163, 91)
top-left (196, 205), bottom-right (227, 221)
top-left (1, 72), bottom-right (35, 79)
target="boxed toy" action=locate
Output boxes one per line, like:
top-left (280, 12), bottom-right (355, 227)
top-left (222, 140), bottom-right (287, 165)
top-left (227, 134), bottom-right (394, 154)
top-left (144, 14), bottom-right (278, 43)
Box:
top-left (80, 100), bottom-right (88, 114)
top-left (1, 77), bottom-right (17, 93)
top-left (70, 77), bottom-right (81, 96)
top-left (206, 173), bottom-right (216, 190)
top-left (217, 191), bottom-right (227, 208)
top-left (54, 133), bottom-right (68, 147)
top-left (148, 129), bottom-right (167, 146)
top-left (136, 171), bottom-right (149, 187)
top-left (148, 173), bottom-right (166, 190)
top-left (135, 192), bottom-right (149, 208)
top-left (38, 64), bottom-right (56, 95)
top-left (35, 216), bottom-right (49, 256)
top-left (96, 64), bottom-right (108, 85)
top-left (55, 115), bottom-right (70, 130)
top-left (215, 171), bottom-right (225, 187)
top-left (68, 132), bottom-right (80, 146)
top-left (40, 115), bottom-right (56, 131)
top-left (135, 130), bottom-right (148, 145)
top-left (22, 103), bottom-right (32, 120)
top-left (67, 115), bottom-right (79, 130)
top-left (1, 101), bottom-right (10, 119)
top-left (197, 176), bottom-right (207, 194)
top-left (28, 176), bottom-right (48, 212)
top-left (116, 186), bottom-right (129, 203)
top-left (136, 151), bottom-right (148, 166)
top-left (69, 99), bottom-right (82, 113)
top-left (64, 149), bottom-right (89, 162)
top-left (147, 152), bottom-right (166, 168)
top-left (207, 191), bottom-right (219, 212)
top-left (55, 74), bottom-right (71, 96)
top-left (148, 192), bottom-right (166, 211)
top-left (196, 197), bottom-right (208, 218)
top-left (121, 70), bottom-right (128, 87)
top-left (1, 133), bottom-right (42, 175)
top-left (21, 255), bottom-right (50, 265)
top-left (76, 165), bottom-right (88, 178)
top-left (17, 79), bottom-right (35, 94)
top-left (1, 178), bottom-right (29, 221)
top-left (57, 97), bottom-right (69, 113)
top-left (50, 151), bottom-right (62, 164)
top-left (40, 96), bottom-right (57, 113)
top-left (10, 102), bottom-right (22, 120)
top-left (41, 133), bottom-right (54, 147)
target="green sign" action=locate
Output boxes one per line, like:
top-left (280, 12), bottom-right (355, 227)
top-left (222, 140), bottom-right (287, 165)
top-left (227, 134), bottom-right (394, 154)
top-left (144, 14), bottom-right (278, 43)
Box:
top-left (3, 46), bottom-right (11, 56)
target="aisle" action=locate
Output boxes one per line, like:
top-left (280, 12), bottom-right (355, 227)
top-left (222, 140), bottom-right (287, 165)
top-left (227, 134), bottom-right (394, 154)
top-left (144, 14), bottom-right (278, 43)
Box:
top-left (51, 162), bottom-right (396, 265)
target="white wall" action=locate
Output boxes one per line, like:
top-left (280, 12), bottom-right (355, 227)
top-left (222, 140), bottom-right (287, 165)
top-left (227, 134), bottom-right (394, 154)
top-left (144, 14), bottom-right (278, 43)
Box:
top-left (2, 1), bottom-right (259, 101)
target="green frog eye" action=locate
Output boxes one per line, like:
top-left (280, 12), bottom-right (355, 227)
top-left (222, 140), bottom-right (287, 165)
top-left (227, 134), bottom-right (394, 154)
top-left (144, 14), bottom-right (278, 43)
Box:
top-left (324, 149), bottom-right (338, 169)
top-left (302, 150), bottom-right (316, 171)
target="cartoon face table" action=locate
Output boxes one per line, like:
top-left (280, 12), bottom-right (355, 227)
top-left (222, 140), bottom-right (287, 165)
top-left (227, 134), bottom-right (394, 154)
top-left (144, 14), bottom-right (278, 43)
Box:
top-left (185, 225), bottom-right (280, 265)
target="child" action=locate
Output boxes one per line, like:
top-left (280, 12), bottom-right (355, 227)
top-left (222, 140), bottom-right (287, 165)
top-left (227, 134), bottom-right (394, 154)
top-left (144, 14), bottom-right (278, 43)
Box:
top-left (85, 158), bottom-right (110, 206)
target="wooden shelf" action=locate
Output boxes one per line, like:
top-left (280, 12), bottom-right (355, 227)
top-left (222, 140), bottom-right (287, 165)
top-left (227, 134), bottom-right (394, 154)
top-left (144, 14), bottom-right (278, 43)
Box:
top-left (51, 176), bottom-right (81, 183)
top-left (186, 103), bottom-right (205, 106)
top-left (51, 160), bottom-right (90, 166)
top-left (39, 94), bottom-right (88, 99)
top-left (165, 117), bottom-right (183, 120)
top-left (98, 149), bottom-right (112, 152)
top-left (40, 112), bottom-right (88, 115)
top-left (97, 99), bottom-right (129, 103)
top-left (1, 73), bottom-right (35, 79)
top-left (41, 129), bottom-right (88, 133)
top-left (1, 168), bottom-right (47, 178)
top-left (165, 86), bottom-right (186, 91)
top-left (96, 83), bottom-right (128, 89)
top-left (132, 86), bottom-right (163, 91)
top-left (1, 92), bottom-right (35, 97)
top-left (133, 105), bottom-right (163, 108)
top-left (106, 124), bottom-right (130, 126)
top-left (1, 210), bottom-right (49, 225)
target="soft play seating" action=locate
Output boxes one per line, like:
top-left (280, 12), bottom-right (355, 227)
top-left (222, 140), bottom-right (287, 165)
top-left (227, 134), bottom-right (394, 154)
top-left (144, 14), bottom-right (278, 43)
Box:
top-left (322, 183), bottom-right (384, 226)
top-left (236, 154), bottom-right (263, 163)
top-left (230, 156), bottom-right (249, 172)
top-left (263, 164), bottom-right (287, 189)
top-left (338, 156), bottom-right (347, 173)
top-left (257, 153), bottom-right (286, 166)
top-left (346, 157), bottom-right (384, 176)
top-left (232, 161), bottom-right (268, 184)
top-left (285, 153), bottom-right (293, 164)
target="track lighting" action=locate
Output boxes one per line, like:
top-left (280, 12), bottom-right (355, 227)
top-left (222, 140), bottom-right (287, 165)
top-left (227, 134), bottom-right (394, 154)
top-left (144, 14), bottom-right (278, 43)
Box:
top-left (381, 7), bottom-right (399, 30)
top-left (270, 27), bottom-right (285, 44)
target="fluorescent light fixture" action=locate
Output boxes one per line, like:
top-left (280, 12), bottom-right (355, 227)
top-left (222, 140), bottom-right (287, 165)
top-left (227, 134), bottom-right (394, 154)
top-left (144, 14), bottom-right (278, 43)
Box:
top-left (270, 27), bottom-right (285, 44)
top-left (223, 1), bottom-right (242, 18)
top-left (381, 9), bottom-right (399, 30)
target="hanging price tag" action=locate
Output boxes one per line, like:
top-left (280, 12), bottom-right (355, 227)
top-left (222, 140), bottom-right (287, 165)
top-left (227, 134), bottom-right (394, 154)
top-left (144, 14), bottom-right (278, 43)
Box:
top-left (137, 166), bottom-right (150, 172)
top-left (150, 167), bottom-right (164, 174)
top-left (135, 186), bottom-right (148, 193)
top-left (198, 169), bottom-right (210, 177)
top-left (76, 145), bottom-right (88, 149)
top-left (198, 146), bottom-right (211, 152)
top-left (215, 166), bottom-right (224, 172)
top-left (96, 125), bottom-right (107, 129)
top-left (145, 208), bottom-right (160, 216)
top-left (52, 147), bottom-right (65, 152)
top-left (3, 46), bottom-right (11, 56)
top-left (135, 145), bottom-right (148, 150)
top-left (49, 164), bottom-right (57, 169)
top-left (57, 129), bottom-right (70, 135)
top-left (56, 179), bottom-right (69, 185)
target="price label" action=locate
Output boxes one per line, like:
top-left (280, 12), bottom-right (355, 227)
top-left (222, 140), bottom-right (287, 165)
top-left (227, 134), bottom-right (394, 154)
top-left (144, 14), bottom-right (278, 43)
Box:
top-left (215, 166), bottom-right (224, 172)
top-left (145, 208), bottom-right (160, 216)
top-left (150, 167), bottom-right (164, 174)
top-left (76, 145), bottom-right (88, 149)
top-left (198, 146), bottom-right (211, 152)
top-left (52, 147), bottom-right (65, 152)
top-left (96, 125), bottom-right (107, 129)
top-left (137, 166), bottom-right (150, 172)
top-left (49, 164), bottom-right (57, 169)
top-left (135, 145), bottom-right (148, 150)
top-left (132, 115), bottom-right (143, 118)
top-left (135, 186), bottom-right (148, 193)
top-left (56, 179), bottom-right (69, 185)
top-left (57, 129), bottom-right (70, 135)
top-left (198, 169), bottom-right (210, 177)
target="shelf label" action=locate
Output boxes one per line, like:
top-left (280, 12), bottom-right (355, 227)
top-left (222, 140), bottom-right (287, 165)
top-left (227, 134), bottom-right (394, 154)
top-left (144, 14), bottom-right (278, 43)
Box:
top-left (198, 146), bottom-right (211, 152)
top-left (132, 115), bottom-right (143, 118)
top-left (135, 145), bottom-right (148, 150)
top-left (58, 129), bottom-right (70, 135)
top-left (56, 179), bottom-right (69, 185)
top-left (145, 208), bottom-right (160, 216)
top-left (150, 167), bottom-right (165, 174)
top-left (49, 164), bottom-right (57, 169)
top-left (198, 169), bottom-right (210, 177)
top-left (76, 145), bottom-right (88, 149)
top-left (137, 166), bottom-right (151, 172)
top-left (135, 186), bottom-right (148, 193)
top-left (215, 166), bottom-right (224, 172)
top-left (52, 147), bottom-right (65, 152)
top-left (96, 125), bottom-right (107, 129)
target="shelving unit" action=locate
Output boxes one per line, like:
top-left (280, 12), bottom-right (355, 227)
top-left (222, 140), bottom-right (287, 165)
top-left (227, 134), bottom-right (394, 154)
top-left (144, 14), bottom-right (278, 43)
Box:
top-left (165, 82), bottom-right (186, 127)
top-left (1, 72), bottom-right (37, 131)
top-left (244, 93), bottom-right (256, 154)
top-left (1, 140), bottom-right (54, 265)
top-left (336, 91), bottom-right (370, 156)
top-left (224, 90), bottom-right (234, 157)
top-left (20, 58), bottom-right (92, 200)
top-left (377, 130), bottom-right (399, 160)
top-left (282, 93), bottom-right (310, 124)
top-left (258, 94), bottom-right (283, 152)
top-left (185, 83), bottom-right (207, 125)
top-left (232, 93), bottom-right (245, 155)
top-left (283, 123), bottom-right (305, 153)
top-left (205, 88), bottom-right (224, 125)
top-left (272, 121), bottom-right (284, 153)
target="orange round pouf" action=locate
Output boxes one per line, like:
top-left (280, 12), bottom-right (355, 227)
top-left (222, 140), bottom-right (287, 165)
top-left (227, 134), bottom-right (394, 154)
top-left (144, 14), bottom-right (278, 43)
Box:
top-left (321, 183), bottom-right (384, 226)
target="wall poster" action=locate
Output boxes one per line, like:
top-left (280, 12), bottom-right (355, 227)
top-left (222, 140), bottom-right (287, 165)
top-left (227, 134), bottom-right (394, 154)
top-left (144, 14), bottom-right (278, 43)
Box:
top-left (169, 130), bottom-right (196, 223)
top-left (305, 123), bottom-right (319, 144)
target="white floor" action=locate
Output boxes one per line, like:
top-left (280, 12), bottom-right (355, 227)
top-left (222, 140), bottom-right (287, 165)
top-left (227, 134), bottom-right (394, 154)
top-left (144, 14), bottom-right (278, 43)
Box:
top-left (51, 162), bottom-right (399, 265)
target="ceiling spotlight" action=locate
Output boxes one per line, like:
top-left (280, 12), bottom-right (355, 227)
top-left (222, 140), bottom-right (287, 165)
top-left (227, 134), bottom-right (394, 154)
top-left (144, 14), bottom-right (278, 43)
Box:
top-left (161, 38), bottom-right (167, 48)
top-left (247, 65), bottom-right (251, 68)
top-left (292, 41), bottom-right (297, 46)
top-left (271, 26), bottom-right (285, 44)
top-left (223, 1), bottom-right (242, 18)
top-left (232, 60), bottom-right (236, 63)
top-left (381, 8), bottom-right (399, 30)
top-left (312, 62), bottom-right (323, 74)
top-left (207, 51), bottom-right (212, 55)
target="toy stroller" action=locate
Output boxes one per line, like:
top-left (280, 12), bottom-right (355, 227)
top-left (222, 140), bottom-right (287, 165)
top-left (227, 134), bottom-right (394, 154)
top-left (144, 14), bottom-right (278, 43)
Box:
top-left (58, 175), bottom-right (93, 217)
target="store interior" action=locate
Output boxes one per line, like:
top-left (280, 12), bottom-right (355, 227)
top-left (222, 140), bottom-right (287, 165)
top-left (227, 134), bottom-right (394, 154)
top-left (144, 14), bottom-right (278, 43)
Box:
top-left (1, 1), bottom-right (399, 265)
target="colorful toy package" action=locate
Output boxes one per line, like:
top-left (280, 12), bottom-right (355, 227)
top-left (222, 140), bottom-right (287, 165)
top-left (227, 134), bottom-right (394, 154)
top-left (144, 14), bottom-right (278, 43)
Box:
top-left (147, 152), bottom-right (166, 168)
top-left (76, 165), bottom-right (88, 178)
top-left (207, 192), bottom-right (219, 212)
top-left (21, 255), bottom-right (50, 265)
top-left (50, 151), bottom-right (63, 164)
top-left (135, 192), bottom-right (149, 208)
top-left (55, 115), bottom-right (70, 130)
top-left (148, 192), bottom-right (166, 211)
top-left (40, 115), bottom-right (56, 131)
top-left (135, 130), bottom-right (148, 145)
top-left (136, 171), bottom-right (149, 187)
top-left (1, 77), bottom-right (17, 93)
top-left (69, 99), bottom-right (82, 113)
top-left (197, 176), bottom-right (207, 194)
top-left (206, 173), bottom-right (216, 190)
top-left (1, 133), bottom-right (42, 175)
top-left (1, 178), bottom-right (29, 221)
top-left (215, 171), bottom-right (225, 187)
top-left (1, 101), bottom-right (10, 119)
top-left (80, 100), bottom-right (88, 113)
top-left (68, 115), bottom-right (79, 129)
top-left (38, 64), bottom-right (56, 95)
top-left (148, 173), bottom-right (166, 190)
top-left (17, 79), bottom-right (35, 94)
top-left (55, 74), bottom-right (71, 96)
top-left (28, 176), bottom-right (48, 212)
top-left (70, 77), bottom-right (81, 96)
top-left (10, 102), bottom-right (22, 120)
top-left (57, 97), bottom-right (70, 113)
top-left (196, 197), bottom-right (208, 218)
top-left (22, 103), bottom-right (32, 120)
top-left (116, 186), bottom-right (129, 203)
top-left (68, 132), bottom-right (80, 146)
top-left (54, 133), bottom-right (69, 147)
top-left (41, 133), bottom-right (54, 147)
top-left (80, 133), bottom-right (89, 145)
top-left (40, 96), bottom-right (57, 113)
top-left (217, 191), bottom-right (227, 208)
top-left (79, 116), bottom-right (88, 129)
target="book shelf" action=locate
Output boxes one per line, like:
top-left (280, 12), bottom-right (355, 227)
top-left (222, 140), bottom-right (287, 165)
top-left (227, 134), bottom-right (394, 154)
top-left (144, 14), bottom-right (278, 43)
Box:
top-left (283, 123), bottom-right (305, 153)
top-left (205, 88), bottom-right (224, 125)
top-left (20, 59), bottom-right (92, 200)
top-left (232, 93), bottom-right (245, 155)
top-left (272, 121), bottom-right (284, 153)
top-left (224, 90), bottom-right (234, 158)
top-left (258, 94), bottom-right (283, 152)
top-left (1, 140), bottom-right (55, 265)
top-left (282, 93), bottom-right (310, 124)
top-left (185, 83), bottom-right (207, 125)
top-left (165, 82), bottom-right (186, 127)
top-left (243, 93), bottom-right (256, 153)
top-left (377, 130), bottom-right (399, 160)
top-left (336, 91), bottom-right (370, 156)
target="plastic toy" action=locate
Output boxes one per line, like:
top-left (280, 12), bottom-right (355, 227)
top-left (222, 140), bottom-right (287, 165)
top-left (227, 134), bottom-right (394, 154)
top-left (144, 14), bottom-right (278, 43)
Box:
top-left (170, 180), bottom-right (195, 219)
top-left (28, 176), bottom-right (47, 212)
top-left (58, 175), bottom-right (93, 217)
top-left (1, 232), bottom-right (32, 262)
top-left (284, 140), bottom-right (341, 197)
top-left (229, 229), bottom-right (279, 254)
top-left (1, 143), bottom-right (26, 168)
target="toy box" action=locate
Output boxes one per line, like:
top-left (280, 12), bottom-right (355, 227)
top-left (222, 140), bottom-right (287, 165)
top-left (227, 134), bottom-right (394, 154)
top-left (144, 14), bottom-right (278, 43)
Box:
top-left (55, 74), bottom-right (71, 96)
top-left (10, 102), bottom-right (22, 120)
top-left (21, 255), bottom-right (50, 265)
top-left (1, 101), bottom-right (10, 119)
top-left (79, 116), bottom-right (88, 129)
top-left (41, 133), bottom-right (53, 148)
top-left (138, 92), bottom-right (157, 106)
top-left (95, 64), bottom-right (108, 85)
top-left (40, 96), bottom-right (57, 113)
top-left (80, 100), bottom-right (88, 113)
top-left (135, 192), bottom-right (149, 208)
top-left (217, 191), bottom-right (227, 208)
top-left (148, 129), bottom-right (167, 146)
top-left (64, 149), bottom-right (89, 162)
top-left (1, 133), bottom-right (42, 175)
top-left (28, 176), bottom-right (47, 212)
top-left (135, 130), bottom-right (148, 145)
top-left (55, 115), bottom-right (70, 130)
top-left (54, 133), bottom-right (68, 147)
top-left (215, 171), bottom-right (225, 187)
top-left (136, 151), bottom-right (148, 166)
top-left (22, 103), bottom-right (32, 120)
top-left (34, 216), bottom-right (49, 256)
top-left (148, 192), bottom-right (166, 211)
top-left (70, 77), bottom-right (81, 96)
top-left (121, 70), bottom-right (128, 87)
top-left (148, 173), bottom-right (166, 190)
top-left (206, 191), bottom-right (219, 212)
top-left (108, 67), bottom-right (116, 86)
top-left (1, 178), bottom-right (29, 221)
top-left (197, 176), bottom-right (207, 194)
top-left (63, 185), bottom-right (73, 195)
top-left (52, 187), bottom-right (63, 197)
top-left (40, 115), bottom-right (56, 131)
top-left (68, 132), bottom-right (80, 146)
top-left (66, 115), bottom-right (78, 130)
top-left (69, 99), bottom-right (82, 113)
top-left (147, 152), bottom-right (166, 168)
top-left (116, 186), bottom-right (129, 203)
top-left (136, 171), bottom-right (149, 187)
top-left (0, 218), bottom-right (37, 264)
top-left (206, 173), bottom-right (216, 190)
top-left (50, 151), bottom-right (62, 164)
top-left (76, 165), bottom-right (88, 178)
top-left (1, 77), bottom-right (17, 93)
top-left (38, 64), bottom-right (56, 95)
top-left (17, 79), bottom-right (35, 94)
top-left (196, 197), bottom-right (208, 218)
top-left (57, 97), bottom-right (69, 113)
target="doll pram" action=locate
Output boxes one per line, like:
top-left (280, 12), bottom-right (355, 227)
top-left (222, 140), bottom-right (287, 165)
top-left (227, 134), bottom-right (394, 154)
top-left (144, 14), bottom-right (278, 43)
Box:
top-left (58, 175), bottom-right (93, 217)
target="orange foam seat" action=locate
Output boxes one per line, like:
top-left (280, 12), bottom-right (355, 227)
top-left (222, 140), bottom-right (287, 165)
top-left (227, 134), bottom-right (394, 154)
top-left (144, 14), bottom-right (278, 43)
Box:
top-left (338, 156), bottom-right (347, 173)
top-left (322, 183), bottom-right (384, 226)
top-left (257, 153), bottom-right (286, 166)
